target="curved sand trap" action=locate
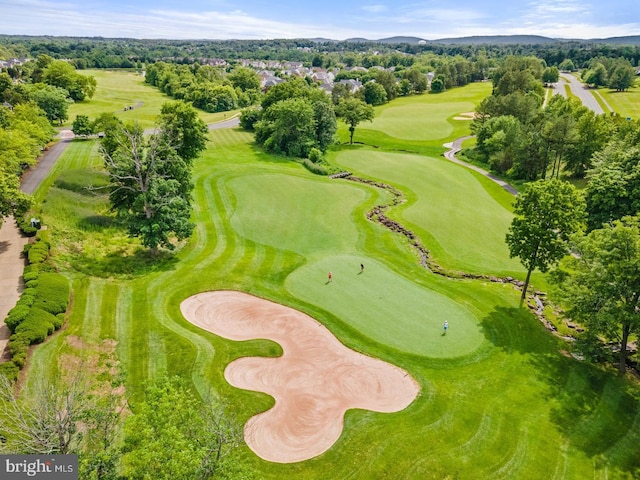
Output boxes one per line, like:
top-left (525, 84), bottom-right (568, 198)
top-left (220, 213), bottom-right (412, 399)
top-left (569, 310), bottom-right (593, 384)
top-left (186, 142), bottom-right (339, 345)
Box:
top-left (180, 290), bottom-right (420, 463)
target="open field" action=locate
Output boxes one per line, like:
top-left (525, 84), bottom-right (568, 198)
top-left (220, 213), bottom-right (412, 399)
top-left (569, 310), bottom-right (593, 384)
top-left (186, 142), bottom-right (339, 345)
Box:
top-left (22, 76), bottom-right (640, 479)
top-left (599, 83), bottom-right (640, 119)
top-left (68, 69), bottom-right (235, 129)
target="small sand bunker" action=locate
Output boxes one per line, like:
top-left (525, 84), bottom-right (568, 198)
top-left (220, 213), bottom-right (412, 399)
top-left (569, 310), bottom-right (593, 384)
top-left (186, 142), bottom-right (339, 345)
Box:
top-left (453, 111), bottom-right (477, 121)
top-left (180, 290), bottom-right (420, 463)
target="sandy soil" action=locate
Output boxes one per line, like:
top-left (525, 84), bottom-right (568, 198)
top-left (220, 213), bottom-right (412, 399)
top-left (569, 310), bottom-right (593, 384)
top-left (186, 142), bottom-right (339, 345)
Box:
top-left (180, 290), bottom-right (420, 463)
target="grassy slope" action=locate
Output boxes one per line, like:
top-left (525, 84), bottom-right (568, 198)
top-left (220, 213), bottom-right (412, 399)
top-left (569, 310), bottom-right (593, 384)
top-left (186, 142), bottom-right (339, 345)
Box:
top-left (24, 80), bottom-right (640, 479)
top-left (67, 69), bottom-right (236, 129)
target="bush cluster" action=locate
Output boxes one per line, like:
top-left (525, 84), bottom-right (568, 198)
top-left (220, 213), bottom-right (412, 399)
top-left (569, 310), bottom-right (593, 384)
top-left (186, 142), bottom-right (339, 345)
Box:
top-left (1, 235), bottom-right (69, 380)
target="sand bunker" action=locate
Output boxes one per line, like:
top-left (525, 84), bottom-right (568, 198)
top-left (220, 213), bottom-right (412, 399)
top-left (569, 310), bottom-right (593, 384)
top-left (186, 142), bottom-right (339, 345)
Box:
top-left (453, 111), bottom-right (477, 121)
top-left (180, 290), bottom-right (420, 463)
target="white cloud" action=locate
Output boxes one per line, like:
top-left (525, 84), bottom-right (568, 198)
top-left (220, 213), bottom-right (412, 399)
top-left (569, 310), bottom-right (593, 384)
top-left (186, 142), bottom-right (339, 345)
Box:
top-left (362, 5), bottom-right (388, 13)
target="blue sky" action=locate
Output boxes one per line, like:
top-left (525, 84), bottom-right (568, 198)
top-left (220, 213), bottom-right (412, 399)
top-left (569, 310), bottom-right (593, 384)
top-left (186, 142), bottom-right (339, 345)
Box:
top-left (0, 0), bottom-right (638, 40)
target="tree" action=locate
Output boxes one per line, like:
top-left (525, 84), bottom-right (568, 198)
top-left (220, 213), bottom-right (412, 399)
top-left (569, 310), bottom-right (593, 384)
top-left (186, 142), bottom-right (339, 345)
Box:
top-left (255, 97), bottom-right (316, 157)
top-left (335, 97), bottom-right (375, 144)
top-left (556, 217), bottom-right (640, 373)
top-left (312, 100), bottom-right (337, 152)
top-left (228, 67), bottom-right (260, 92)
top-left (121, 377), bottom-right (245, 480)
top-left (361, 81), bottom-right (387, 105)
top-left (608, 64), bottom-right (635, 92)
top-left (582, 63), bottom-right (608, 87)
top-left (374, 70), bottom-right (397, 101)
top-left (558, 59), bottom-right (575, 72)
top-left (430, 75), bottom-right (446, 93)
top-left (0, 166), bottom-right (31, 223)
top-left (102, 122), bottom-right (195, 252)
top-left (157, 100), bottom-right (208, 163)
top-left (506, 179), bottom-right (586, 306)
top-left (30, 84), bottom-right (70, 124)
top-left (402, 68), bottom-right (428, 94)
top-left (42, 60), bottom-right (96, 101)
top-left (585, 136), bottom-right (640, 230)
top-left (542, 66), bottom-right (559, 85)
top-left (72, 114), bottom-right (93, 137)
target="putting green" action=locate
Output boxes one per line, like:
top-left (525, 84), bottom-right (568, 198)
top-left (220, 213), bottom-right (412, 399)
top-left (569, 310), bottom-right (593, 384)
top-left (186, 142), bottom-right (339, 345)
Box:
top-left (366, 102), bottom-right (473, 141)
top-left (227, 173), bottom-right (365, 255)
top-left (286, 255), bottom-right (484, 358)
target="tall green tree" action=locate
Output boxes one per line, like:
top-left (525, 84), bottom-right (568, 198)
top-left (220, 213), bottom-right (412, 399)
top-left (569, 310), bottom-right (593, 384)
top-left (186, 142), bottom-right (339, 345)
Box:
top-left (585, 136), bottom-right (640, 230)
top-left (102, 121), bottom-right (195, 252)
top-left (157, 100), bottom-right (208, 164)
top-left (30, 84), bottom-right (70, 124)
top-left (506, 179), bottom-right (586, 305)
top-left (121, 377), bottom-right (245, 480)
top-left (361, 81), bottom-right (387, 105)
top-left (335, 97), bottom-right (375, 144)
top-left (556, 216), bottom-right (640, 373)
top-left (72, 114), bottom-right (93, 136)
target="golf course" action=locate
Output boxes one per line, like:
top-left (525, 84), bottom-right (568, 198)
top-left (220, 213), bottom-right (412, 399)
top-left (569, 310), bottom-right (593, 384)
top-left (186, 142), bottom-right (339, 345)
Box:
top-left (21, 70), bottom-right (640, 478)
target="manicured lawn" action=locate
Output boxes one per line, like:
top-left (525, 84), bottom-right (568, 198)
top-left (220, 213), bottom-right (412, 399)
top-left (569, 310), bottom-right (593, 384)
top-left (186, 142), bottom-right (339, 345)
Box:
top-left (22, 78), bottom-right (640, 479)
top-left (67, 69), bottom-right (235, 129)
top-left (334, 149), bottom-right (522, 276)
top-left (599, 83), bottom-right (640, 119)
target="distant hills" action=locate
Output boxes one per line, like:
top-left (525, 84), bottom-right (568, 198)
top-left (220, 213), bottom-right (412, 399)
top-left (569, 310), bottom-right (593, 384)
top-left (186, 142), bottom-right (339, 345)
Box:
top-left (338, 35), bottom-right (640, 45)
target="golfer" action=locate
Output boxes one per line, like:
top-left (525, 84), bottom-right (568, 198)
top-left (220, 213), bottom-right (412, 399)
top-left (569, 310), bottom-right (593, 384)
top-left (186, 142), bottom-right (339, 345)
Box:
top-left (328, 272), bottom-right (333, 282)
top-left (443, 320), bottom-right (448, 334)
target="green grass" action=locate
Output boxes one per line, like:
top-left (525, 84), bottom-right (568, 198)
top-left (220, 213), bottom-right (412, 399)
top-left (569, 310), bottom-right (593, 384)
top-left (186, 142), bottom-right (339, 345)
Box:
top-left (67, 69), bottom-right (237, 129)
top-left (599, 83), bottom-right (640, 119)
top-left (22, 76), bottom-right (640, 479)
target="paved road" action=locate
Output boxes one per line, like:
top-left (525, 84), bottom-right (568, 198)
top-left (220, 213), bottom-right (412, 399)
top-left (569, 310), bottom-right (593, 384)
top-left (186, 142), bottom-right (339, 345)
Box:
top-left (560, 73), bottom-right (612, 114)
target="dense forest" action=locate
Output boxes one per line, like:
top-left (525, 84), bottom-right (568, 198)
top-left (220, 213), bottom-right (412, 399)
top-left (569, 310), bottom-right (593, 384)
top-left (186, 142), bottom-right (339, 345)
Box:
top-left (2, 35), bottom-right (640, 69)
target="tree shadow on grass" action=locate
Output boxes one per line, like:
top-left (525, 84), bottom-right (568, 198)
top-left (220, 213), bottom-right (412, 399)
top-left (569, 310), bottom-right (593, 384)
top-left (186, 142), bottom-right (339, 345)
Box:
top-left (481, 306), bottom-right (640, 476)
top-left (77, 215), bottom-right (118, 231)
top-left (71, 246), bottom-right (180, 278)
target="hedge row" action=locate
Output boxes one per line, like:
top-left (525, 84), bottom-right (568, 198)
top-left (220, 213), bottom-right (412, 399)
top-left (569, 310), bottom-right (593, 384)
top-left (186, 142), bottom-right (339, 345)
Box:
top-left (1, 235), bottom-right (69, 380)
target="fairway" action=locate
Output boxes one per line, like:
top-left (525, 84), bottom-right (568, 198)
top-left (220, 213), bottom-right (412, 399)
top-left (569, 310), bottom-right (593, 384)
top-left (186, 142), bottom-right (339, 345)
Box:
top-left (336, 149), bottom-right (522, 275)
top-left (227, 172), bottom-right (365, 254)
top-left (286, 254), bottom-right (483, 357)
top-left (20, 75), bottom-right (640, 480)
top-left (367, 102), bottom-right (474, 141)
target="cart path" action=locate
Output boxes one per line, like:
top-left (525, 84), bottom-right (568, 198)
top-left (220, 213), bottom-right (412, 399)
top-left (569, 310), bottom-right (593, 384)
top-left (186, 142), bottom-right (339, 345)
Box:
top-left (443, 137), bottom-right (519, 195)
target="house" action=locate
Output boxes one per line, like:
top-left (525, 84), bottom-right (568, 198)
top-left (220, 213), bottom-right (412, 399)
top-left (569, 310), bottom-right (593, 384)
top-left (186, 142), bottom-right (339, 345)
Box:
top-left (336, 79), bottom-right (363, 92)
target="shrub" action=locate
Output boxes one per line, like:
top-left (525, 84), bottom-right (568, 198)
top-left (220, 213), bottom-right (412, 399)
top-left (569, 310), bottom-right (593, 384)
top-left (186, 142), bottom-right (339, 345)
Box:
top-left (0, 362), bottom-right (20, 382)
top-left (8, 333), bottom-right (30, 358)
top-left (15, 308), bottom-right (56, 344)
top-left (27, 240), bottom-right (50, 264)
top-left (53, 313), bottom-right (65, 330)
top-left (5, 304), bottom-right (30, 332)
top-left (301, 158), bottom-right (328, 175)
top-left (23, 269), bottom-right (40, 283)
top-left (31, 273), bottom-right (70, 315)
top-left (239, 107), bottom-right (261, 131)
top-left (308, 147), bottom-right (324, 164)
